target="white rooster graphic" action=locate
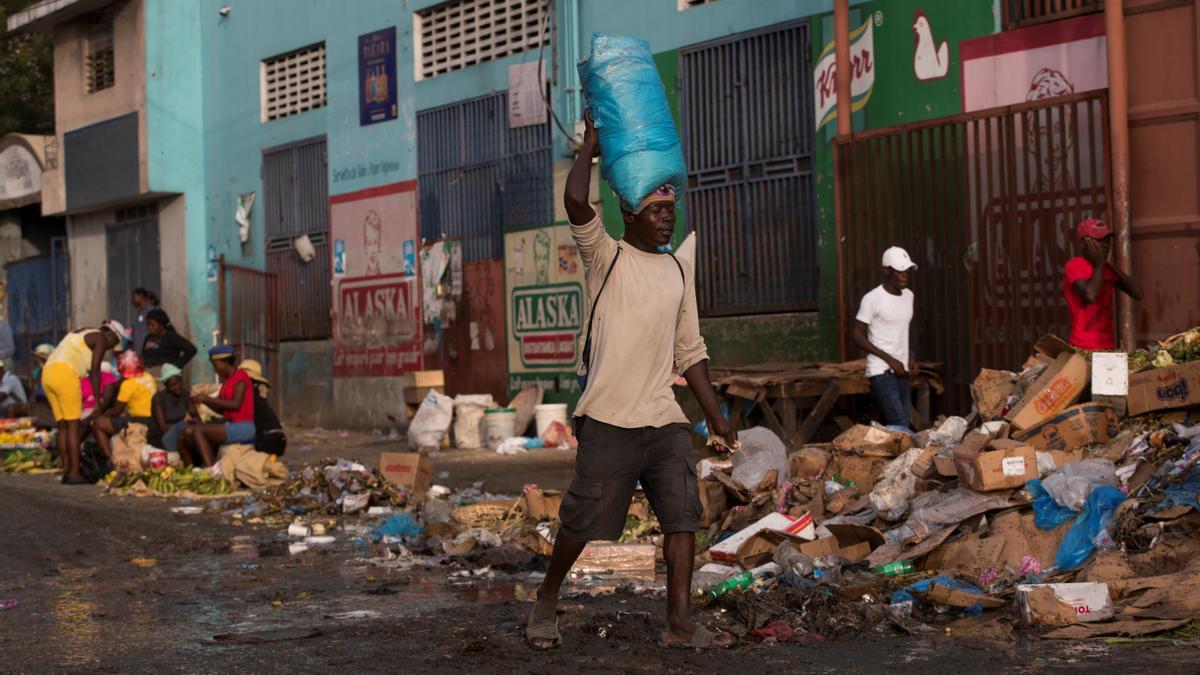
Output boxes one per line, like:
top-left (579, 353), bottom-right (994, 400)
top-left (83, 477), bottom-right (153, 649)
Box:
top-left (913, 10), bottom-right (949, 81)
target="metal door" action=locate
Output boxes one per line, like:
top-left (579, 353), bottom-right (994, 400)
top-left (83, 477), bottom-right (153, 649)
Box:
top-left (5, 238), bottom-right (69, 376)
top-left (680, 20), bottom-right (818, 315)
top-left (106, 216), bottom-right (161, 326)
top-left (262, 136), bottom-right (332, 340)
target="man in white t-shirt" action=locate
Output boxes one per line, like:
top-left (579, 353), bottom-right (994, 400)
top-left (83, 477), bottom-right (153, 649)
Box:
top-left (852, 247), bottom-right (917, 430)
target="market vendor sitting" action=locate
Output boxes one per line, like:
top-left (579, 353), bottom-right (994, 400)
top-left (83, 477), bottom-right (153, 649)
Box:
top-left (238, 359), bottom-right (286, 457)
top-left (150, 364), bottom-right (197, 459)
top-left (90, 351), bottom-right (158, 462)
top-left (0, 359), bottom-right (29, 418)
top-left (181, 345), bottom-right (255, 467)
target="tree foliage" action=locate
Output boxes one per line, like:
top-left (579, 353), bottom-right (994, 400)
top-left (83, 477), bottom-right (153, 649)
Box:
top-left (0, 0), bottom-right (54, 136)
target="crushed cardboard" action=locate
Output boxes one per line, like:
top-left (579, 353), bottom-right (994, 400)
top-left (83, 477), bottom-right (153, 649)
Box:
top-left (1007, 352), bottom-right (1089, 431)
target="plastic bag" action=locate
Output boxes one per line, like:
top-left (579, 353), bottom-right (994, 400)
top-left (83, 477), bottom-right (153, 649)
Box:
top-left (1026, 479), bottom-right (1075, 531)
top-left (890, 575), bottom-right (987, 618)
top-left (868, 447), bottom-right (923, 521)
top-left (730, 427), bottom-right (790, 490)
top-left (927, 416), bottom-right (969, 447)
top-left (1054, 486), bottom-right (1125, 570)
top-left (452, 394), bottom-right (495, 449)
top-left (1043, 458), bottom-right (1119, 512)
top-left (408, 390), bottom-right (454, 449)
top-left (773, 544), bottom-right (815, 577)
top-left (578, 33), bottom-right (686, 207)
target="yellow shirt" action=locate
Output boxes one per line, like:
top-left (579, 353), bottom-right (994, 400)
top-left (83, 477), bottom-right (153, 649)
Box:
top-left (117, 373), bottom-right (157, 417)
top-left (46, 330), bottom-right (100, 378)
top-left (570, 215), bottom-right (707, 428)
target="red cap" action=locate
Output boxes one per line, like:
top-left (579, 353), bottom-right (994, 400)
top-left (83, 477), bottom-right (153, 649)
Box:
top-left (1077, 217), bottom-right (1112, 240)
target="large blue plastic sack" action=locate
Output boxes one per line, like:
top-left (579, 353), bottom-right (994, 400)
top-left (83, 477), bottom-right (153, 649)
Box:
top-left (891, 575), bottom-right (986, 618)
top-left (578, 33), bottom-right (686, 208)
top-left (1054, 486), bottom-right (1125, 570)
top-left (1026, 479), bottom-right (1075, 531)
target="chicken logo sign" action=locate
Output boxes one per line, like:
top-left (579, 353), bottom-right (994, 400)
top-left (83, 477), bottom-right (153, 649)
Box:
top-left (814, 18), bottom-right (875, 131)
top-left (912, 10), bottom-right (949, 81)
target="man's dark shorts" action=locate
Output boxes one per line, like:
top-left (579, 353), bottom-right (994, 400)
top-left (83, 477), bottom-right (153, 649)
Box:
top-left (558, 416), bottom-right (701, 542)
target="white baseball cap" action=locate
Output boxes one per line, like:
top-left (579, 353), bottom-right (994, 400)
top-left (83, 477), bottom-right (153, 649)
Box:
top-left (882, 246), bottom-right (918, 271)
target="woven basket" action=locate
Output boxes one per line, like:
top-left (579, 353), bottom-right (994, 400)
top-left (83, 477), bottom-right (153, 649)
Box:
top-left (451, 499), bottom-right (522, 530)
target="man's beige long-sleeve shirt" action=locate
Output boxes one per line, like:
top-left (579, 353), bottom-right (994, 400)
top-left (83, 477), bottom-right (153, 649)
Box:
top-left (572, 215), bottom-right (708, 428)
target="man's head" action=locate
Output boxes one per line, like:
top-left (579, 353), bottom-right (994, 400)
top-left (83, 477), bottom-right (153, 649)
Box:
top-left (1077, 217), bottom-right (1113, 257)
top-left (881, 246), bottom-right (918, 291)
top-left (621, 184), bottom-right (677, 249)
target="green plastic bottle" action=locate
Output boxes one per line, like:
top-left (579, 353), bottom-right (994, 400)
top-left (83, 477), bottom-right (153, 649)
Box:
top-left (872, 560), bottom-right (915, 577)
top-left (706, 571), bottom-right (755, 599)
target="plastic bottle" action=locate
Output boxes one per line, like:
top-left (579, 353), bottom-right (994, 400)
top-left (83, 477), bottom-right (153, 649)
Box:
top-left (773, 545), bottom-right (815, 577)
top-left (705, 562), bottom-right (780, 600)
top-left (872, 560), bottom-right (915, 576)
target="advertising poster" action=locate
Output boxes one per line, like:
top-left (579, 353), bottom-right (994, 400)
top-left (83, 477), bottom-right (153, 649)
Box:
top-left (358, 27), bottom-right (398, 126)
top-left (505, 224), bottom-right (586, 401)
top-left (330, 181), bottom-right (421, 377)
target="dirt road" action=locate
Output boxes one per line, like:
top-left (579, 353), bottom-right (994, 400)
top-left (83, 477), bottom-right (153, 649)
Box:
top-left (2, 439), bottom-right (1198, 673)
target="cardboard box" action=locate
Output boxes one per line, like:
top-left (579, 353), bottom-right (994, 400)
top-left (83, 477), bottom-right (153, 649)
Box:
top-left (832, 425), bottom-right (912, 457)
top-left (789, 446), bottom-right (832, 481)
top-left (574, 543), bottom-right (656, 580)
top-left (710, 512), bottom-right (815, 564)
top-left (698, 479), bottom-right (727, 528)
top-left (401, 370), bottom-right (445, 405)
top-left (953, 435), bottom-right (1037, 492)
top-left (910, 446), bottom-right (939, 478)
top-left (1007, 353), bottom-right (1090, 430)
top-left (1016, 582), bottom-right (1113, 624)
top-left (933, 455), bottom-right (958, 477)
top-left (1013, 403), bottom-right (1119, 453)
top-left (379, 452), bottom-right (433, 494)
top-left (829, 454), bottom-right (891, 492)
top-left (521, 488), bottom-right (563, 521)
top-left (1127, 361), bottom-right (1200, 416)
top-left (971, 369), bottom-right (1018, 420)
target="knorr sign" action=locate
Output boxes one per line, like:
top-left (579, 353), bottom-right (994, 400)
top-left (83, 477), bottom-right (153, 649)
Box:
top-left (512, 282), bottom-right (583, 367)
top-left (814, 18), bottom-right (875, 131)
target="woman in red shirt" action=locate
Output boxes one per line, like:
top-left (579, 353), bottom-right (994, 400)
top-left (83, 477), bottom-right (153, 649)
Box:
top-left (180, 345), bottom-right (255, 466)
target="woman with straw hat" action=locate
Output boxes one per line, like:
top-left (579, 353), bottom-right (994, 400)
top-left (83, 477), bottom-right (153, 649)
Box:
top-left (238, 359), bottom-right (286, 457)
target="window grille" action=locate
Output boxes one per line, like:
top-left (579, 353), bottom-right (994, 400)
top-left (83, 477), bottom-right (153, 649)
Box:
top-left (85, 19), bottom-right (115, 93)
top-left (415, 0), bottom-right (549, 80)
top-left (261, 43), bottom-right (327, 122)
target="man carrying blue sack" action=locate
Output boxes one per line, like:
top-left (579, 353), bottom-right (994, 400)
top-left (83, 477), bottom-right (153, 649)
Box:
top-left (524, 112), bottom-right (737, 651)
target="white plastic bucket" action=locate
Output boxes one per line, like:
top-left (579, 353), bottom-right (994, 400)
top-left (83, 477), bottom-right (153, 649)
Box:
top-left (534, 403), bottom-right (569, 439)
top-left (484, 408), bottom-right (517, 450)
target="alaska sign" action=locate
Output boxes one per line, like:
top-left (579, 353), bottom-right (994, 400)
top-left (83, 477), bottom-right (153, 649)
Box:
top-left (512, 282), bottom-right (583, 367)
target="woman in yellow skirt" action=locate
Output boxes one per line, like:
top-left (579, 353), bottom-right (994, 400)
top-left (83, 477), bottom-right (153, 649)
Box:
top-left (41, 321), bottom-right (128, 484)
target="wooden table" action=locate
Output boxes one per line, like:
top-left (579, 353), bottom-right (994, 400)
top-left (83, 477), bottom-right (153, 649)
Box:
top-left (709, 360), bottom-right (942, 450)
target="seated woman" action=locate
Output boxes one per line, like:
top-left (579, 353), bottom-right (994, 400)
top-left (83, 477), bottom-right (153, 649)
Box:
top-left (181, 345), bottom-right (254, 467)
top-left (80, 361), bottom-right (118, 420)
top-left (90, 351), bottom-right (158, 464)
top-left (150, 363), bottom-right (197, 460)
top-left (141, 309), bottom-right (198, 371)
top-left (239, 359), bottom-right (286, 457)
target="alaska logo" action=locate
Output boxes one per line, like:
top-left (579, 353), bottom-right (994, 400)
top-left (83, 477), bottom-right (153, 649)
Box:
top-left (1034, 377), bottom-right (1073, 415)
top-left (512, 283), bottom-right (583, 367)
top-left (1157, 378), bottom-right (1190, 403)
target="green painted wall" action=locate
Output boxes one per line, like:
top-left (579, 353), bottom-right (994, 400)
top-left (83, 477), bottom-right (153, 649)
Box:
top-left (811, 1), bottom-right (996, 356)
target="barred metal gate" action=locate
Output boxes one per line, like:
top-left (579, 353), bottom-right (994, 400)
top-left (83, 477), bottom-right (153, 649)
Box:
top-left (680, 20), bottom-right (817, 315)
top-left (417, 92), bottom-right (553, 262)
top-left (218, 256), bottom-right (279, 407)
top-left (106, 207), bottom-right (160, 327)
top-left (262, 136), bottom-right (331, 340)
top-left (837, 92), bottom-right (1111, 410)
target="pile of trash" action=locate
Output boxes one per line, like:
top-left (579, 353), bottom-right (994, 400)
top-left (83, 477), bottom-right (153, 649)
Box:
top-left (679, 327), bottom-right (1200, 641)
